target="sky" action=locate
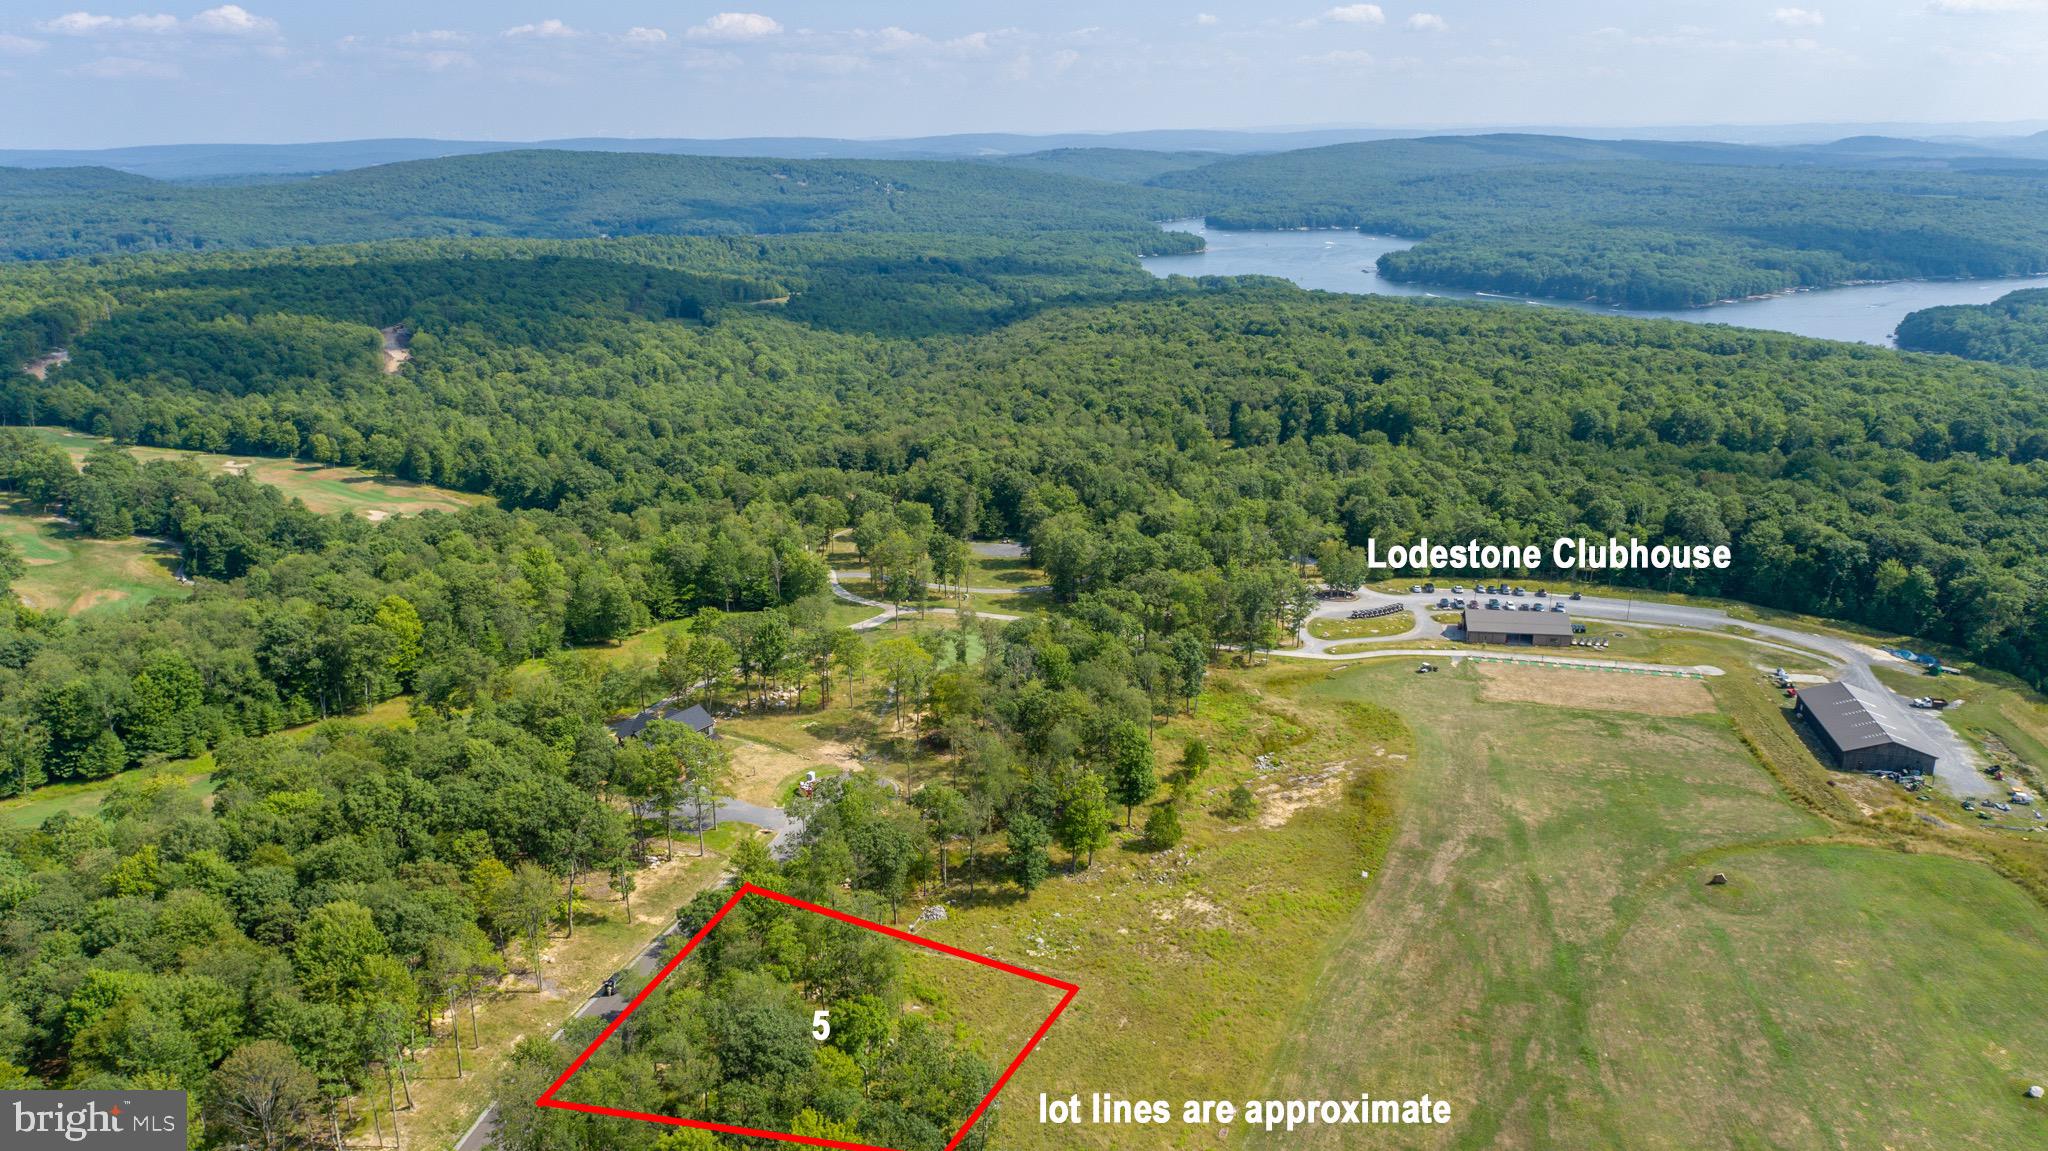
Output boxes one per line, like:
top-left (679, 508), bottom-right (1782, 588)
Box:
top-left (0, 1), bottom-right (2045, 148)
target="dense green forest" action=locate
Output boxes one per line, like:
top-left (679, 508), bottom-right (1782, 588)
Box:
top-left (508, 845), bottom-right (1005, 1151)
top-left (1897, 287), bottom-right (2048, 368)
top-left (1151, 135), bottom-right (2048, 307)
top-left (0, 151), bottom-right (1198, 262)
top-left (6, 236), bottom-right (2048, 692)
top-left (7, 213), bottom-right (2048, 1143)
top-left (13, 136), bottom-right (2048, 312)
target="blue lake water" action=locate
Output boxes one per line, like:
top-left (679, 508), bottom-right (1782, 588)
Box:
top-left (1140, 218), bottom-right (2048, 346)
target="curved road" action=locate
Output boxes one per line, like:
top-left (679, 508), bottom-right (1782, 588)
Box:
top-left (1279, 586), bottom-right (1989, 798)
top-left (828, 568), bottom-right (1021, 628)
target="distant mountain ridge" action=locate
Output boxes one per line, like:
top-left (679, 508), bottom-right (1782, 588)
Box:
top-left (9, 121), bottom-right (2048, 180)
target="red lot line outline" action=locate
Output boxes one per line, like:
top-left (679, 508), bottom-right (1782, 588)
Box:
top-left (535, 882), bottom-right (1080, 1151)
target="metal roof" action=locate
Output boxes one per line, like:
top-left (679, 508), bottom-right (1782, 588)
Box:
top-left (1796, 681), bottom-right (1940, 759)
top-left (1461, 607), bottom-right (1574, 636)
top-left (609, 701), bottom-right (716, 741)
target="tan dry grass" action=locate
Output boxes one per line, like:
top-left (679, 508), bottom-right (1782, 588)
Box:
top-left (1474, 663), bottom-right (1713, 716)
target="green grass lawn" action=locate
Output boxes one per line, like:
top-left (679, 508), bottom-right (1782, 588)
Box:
top-left (0, 496), bottom-right (185, 616)
top-left (0, 758), bottom-right (218, 829)
top-left (21, 426), bottom-right (481, 520)
top-left (1243, 651), bottom-right (2048, 1150)
top-left (906, 668), bottom-right (1405, 1151)
top-left (963, 550), bottom-right (1047, 592)
top-left (1307, 609), bottom-right (1414, 640)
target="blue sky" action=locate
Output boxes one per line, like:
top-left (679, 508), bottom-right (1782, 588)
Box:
top-left (0, 1), bottom-right (2044, 147)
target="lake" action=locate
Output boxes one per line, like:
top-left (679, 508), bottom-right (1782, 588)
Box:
top-left (1140, 218), bottom-right (2048, 346)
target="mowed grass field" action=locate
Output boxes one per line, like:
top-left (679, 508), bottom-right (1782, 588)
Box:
top-left (22, 426), bottom-right (481, 520)
top-left (905, 669), bottom-right (1407, 1151)
top-left (0, 496), bottom-right (184, 615)
top-left (1248, 655), bottom-right (2048, 1151)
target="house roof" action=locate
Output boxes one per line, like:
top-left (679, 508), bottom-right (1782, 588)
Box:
top-left (1797, 681), bottom-right (1940, 759)
top-left (1461, 606), bottom-right (1573, 636)
top-left (609, 701), bottom-right (717, 741)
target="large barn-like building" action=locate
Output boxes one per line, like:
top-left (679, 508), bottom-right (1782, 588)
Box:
top-left (1460, 607), bottom-right (1573, 647)
top-left (1793, 681), bottom-right (1939, 775)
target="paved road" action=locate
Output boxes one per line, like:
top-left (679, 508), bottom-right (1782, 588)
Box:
top-left (454, 798), bottom-right (798, 1151)
top-left (828, 569), bottom-right (1021, 628)
top-left (834, 569), bottom-right (1048, 596)
top-left (1282, 586), bottom-right (1989, 797)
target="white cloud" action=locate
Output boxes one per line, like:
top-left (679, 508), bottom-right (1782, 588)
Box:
top-left (503, 19), bottom-right (578, 39)
top-left (686, 12), bottom-right (782, 41)
top-left (39, 7), bottom-right (274, 37)
top-left (395, 29), bottom-right (467, 46)
top-left (1195, 12), bottom-right (1219, 24)
top-left (39, 11), bottom-right (179, 35)
top-left (623, 26), bottom-right (667, 45)
top-left (190, 5), bottom-right (274, 35)
top-left (0, 33), bottom-right (47, 54)
top-left (73, 54), bottom-right (179, 77)
top-left (1771, 7), bottom-right (1825, 26)
top-left (1324, 4), bottom-right (1386, 24)
top-left (1406, 12), bottom-right (1447, 31)
top-left (849, 26), bottom-right (998, 59)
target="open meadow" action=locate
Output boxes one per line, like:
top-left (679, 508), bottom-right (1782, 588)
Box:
top-left (1241, 653), bottom-right (2048, 1150)
top-left (22, 426), bottom-right (481, 520)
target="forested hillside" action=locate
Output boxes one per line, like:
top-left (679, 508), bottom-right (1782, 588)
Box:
top-left (1152, 135), bottom-right (2048, 307)
top-left (6, 238), bottom-right (2048, 700)
top-left (0, 151), bottom-right (1198, 261)
top-left (11, 137), bottom-right (2048, 313)
top-left (8, 210), bottom-right (2048, 1141)
top-left (1897, 287), bottom-right (2048, 368)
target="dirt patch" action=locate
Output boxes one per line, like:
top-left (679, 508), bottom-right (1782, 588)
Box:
top-left (22, 349), bottom-right (68, 379)
top-left (725, 736), bottom-right (862, 806)
top-left (1153, 892), bottom-right (1235, 930)
top-left (811, 740), bottom-right (863, 772)
top-left (380, 325), bottom-right (412, 374)
top-left (1474, 663), bottom-right (1713, 716)
top-left (1256, 761), bottom-right (1351, 827)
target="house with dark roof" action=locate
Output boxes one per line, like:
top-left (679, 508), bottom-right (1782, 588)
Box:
top-left (1460, 606), bottom-right (1572, 646)
top-left (609, 701), bottom-right (717, 742)
top-left (1793, 681), bottom-right (1938, 775)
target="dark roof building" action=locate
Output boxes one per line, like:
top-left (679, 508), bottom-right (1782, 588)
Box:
top-left (609, 701), bottom-right (717, 742)
top-left (1793, 681), bottom-right (1938, 775)
top-left (1461, 607), bottom-right (1573, 647)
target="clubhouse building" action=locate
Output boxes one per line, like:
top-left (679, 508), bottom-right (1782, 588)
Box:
top-left (1460, 607), bottom-right (1573, 647)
